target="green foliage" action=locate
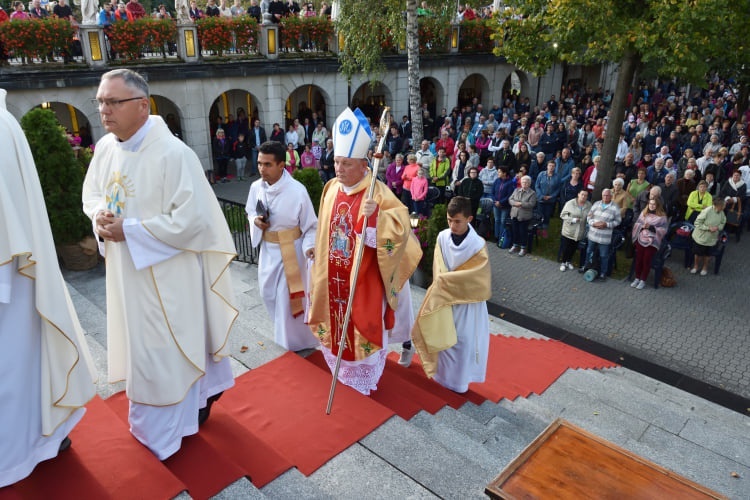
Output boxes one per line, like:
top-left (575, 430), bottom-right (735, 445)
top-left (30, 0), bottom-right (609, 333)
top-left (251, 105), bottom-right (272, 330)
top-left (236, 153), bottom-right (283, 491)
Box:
top-left (20, 108), bottom-right (90, 245)
top-left (423, 203), bottom-right (448, 273)
top-left (0, 18), bottom-right (73, 62)
top-left (280, 16), bottom-right (333, 53)
top-left (108, 18), bottom-right (177, 60)
top-left (292, 168), bottom-right (324, 215)
top-left (222, 204), bottom-right (248, 233)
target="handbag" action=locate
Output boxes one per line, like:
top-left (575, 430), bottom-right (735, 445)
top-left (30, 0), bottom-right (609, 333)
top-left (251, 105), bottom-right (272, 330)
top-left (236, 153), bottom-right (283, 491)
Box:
top-left (725, 199), bottom-right (742, 227)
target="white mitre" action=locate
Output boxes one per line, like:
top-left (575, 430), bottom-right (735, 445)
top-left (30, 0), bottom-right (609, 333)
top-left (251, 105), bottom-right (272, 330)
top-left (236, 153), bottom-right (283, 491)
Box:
top-left (332, 107), bottom-right (372, 159)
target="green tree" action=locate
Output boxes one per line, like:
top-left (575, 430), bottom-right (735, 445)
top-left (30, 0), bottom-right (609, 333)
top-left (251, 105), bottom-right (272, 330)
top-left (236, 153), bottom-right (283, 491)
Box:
top-left (20, 108), bottom-right (90, 245)
top-left (335, 0), bottom-right (452, 146)
top-left (495, 0), bottom-right (733, 198)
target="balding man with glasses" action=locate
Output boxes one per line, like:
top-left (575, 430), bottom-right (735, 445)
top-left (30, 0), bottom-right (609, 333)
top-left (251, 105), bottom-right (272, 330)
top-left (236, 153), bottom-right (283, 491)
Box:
top-left (82, 69), bottom-right (238, 460)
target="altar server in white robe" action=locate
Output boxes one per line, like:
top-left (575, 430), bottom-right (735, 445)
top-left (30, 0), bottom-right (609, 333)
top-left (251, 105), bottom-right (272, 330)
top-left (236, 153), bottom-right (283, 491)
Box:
top-left (246, 140), bottom-right (318, 351)
top-left (0, 89), bottom-right (97, 487)
top-left (82, 69), bottom-right (238, 460)
top-left (411, 196), bottom-right (492, 393)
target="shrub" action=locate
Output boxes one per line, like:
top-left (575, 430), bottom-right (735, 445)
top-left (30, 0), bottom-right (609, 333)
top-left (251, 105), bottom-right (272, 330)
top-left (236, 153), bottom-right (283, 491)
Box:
top-left (0, 18), bottom-right (73, 61)
top-left (422, 203), bottom-right (448, 273)
top-left (196, 16), bottom-right (233, 55)
top-left (20, 108), bottom-right (90, 245)
top-left (108, 18), bottom-right (177, 60)
top-left (292, 168), bottom-right (324, 215)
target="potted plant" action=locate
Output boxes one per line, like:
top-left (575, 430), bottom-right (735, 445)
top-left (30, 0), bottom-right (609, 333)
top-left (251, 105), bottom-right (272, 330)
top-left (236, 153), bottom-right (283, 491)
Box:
top-left (410, 203), bottom-right (448, 287)
top-left (20, 108), bottom-right (97, 270)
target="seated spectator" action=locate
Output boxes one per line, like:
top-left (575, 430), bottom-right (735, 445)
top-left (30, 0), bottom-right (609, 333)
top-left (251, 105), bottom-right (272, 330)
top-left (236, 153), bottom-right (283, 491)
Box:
top-left (631, 198), bottom-right (668, 289)
top-left (507, 175), bottom-right (537, 257)
top-left (585, 189), bottom-right (621, 280)
top-left (633, 185), bottom-right (664, 217)
top-left (677, 169), bottom-right (697, 219)
top-left (559, 190), bottom-right (591, 272)
top-left (691, 198), bottom-right (726, 276)
top-left (719, 169), bottom-right (746, 215)
top-left (685, 180), bottom-right (712, 223)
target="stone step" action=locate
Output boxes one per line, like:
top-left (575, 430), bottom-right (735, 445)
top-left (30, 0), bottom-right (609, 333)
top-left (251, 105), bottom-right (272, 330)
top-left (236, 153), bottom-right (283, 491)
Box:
top-left (409, 408), bottom-right (505, 471)
top-left (360, 416), bottom-right (495, 499)
top-left (209, 477), bottom-right (264, 499)
top-left (259, 469), bottom-right (332, 499)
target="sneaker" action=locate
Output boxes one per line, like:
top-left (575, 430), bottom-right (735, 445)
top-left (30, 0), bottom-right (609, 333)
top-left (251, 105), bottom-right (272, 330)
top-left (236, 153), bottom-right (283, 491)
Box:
top-left (398, 346), bottom-right (415, 367)
top-left (690, 268), bottom-right (698, 274)
top-left (518, 248), bottom-right (526, 257)
top-left (636, 280), bottom-right (646, 289)
top-left (508, 246), bottom-right (518, 254)
top-left (560, 263), bottom-right (567, 272)
top-left (630, 279), bottom-right (640, 288)
top-left (565, 262), bottom-right (575, 270)
top-left (700, 270), bottom-right (708, 276)
top-left (597, 274), bottom-right (606, 282)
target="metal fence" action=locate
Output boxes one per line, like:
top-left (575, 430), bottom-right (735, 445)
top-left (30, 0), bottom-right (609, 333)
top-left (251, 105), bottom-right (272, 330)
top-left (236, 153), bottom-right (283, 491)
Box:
top-left (217, 197), bottom-right (258, 264)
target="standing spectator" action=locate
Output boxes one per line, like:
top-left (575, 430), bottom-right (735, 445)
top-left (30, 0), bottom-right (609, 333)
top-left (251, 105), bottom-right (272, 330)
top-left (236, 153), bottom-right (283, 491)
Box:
top-left (534, 160), bottom-right (561, 238)
top-left (11, 1), bottom-right (29, 19)
top-left (400, 153), bottom-right (421, 207)
top-left (284, 142), bottom-right (300, 172)
top-left (205, 0), bottom-right (220, 16)
top-left (585, 188), bottom-right (622, 280)
top-left (246, 0), bottom-right (261, 21)
top-left (189, 0), bottom-right (204, 20)
top-left (232, 132), bottom-right (249, 180)
top-left (29, 0), bottom-right (48, 18)
top-left (410, 168), bottom-right (429, 215)
top-left (230, 0), bottom-right (244, 16)
top-left (320, 138), bottom-right (335, 183)
top-left (685, 180), bottom-right (712, 223)
top-left (492, 166), bottom-right (515, 243)
top-left (300, 143), bottom-right (316, 168)
top-left (248, 118), bottom-right (267, 176)
top-left (559, 190), bottom-right (591, 271)
top-left (126, 0), bottom-right (146, 18)
top-left (213, 128), bottom-right (232, 182)
top-left (507, 175), bottom-right (537, 256)
top-left (456, 166), bottom-right (483, 218)
top-left (631, 198), bottom-right (668, 289)
top-left (82, 69), bottom-right (237, 460)
top-left (691, 198), bottom-right (726, 276)
top-left (385, 153), bottom-right (405, 197)
top-left (429, 147), bottom-right (451, 202)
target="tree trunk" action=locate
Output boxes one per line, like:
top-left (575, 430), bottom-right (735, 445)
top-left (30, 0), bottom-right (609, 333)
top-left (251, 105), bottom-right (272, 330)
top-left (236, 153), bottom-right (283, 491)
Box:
top-left (406, 0), bottom-right (422, 146)
top-left (593, 50), bottom-right (639, 200)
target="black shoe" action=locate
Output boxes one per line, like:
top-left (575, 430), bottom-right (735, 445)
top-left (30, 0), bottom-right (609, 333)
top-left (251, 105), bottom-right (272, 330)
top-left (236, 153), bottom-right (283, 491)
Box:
top-left (597, 275), bottom-right (607, 282)
top-left (198, 391), bottom-right (224, 426)
top-left (58, 436), bottom-right (72, 452)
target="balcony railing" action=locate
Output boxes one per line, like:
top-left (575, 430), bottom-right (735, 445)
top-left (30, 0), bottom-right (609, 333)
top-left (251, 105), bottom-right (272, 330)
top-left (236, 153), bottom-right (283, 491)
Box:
top-left (0, 16), bottom-right (495, 68)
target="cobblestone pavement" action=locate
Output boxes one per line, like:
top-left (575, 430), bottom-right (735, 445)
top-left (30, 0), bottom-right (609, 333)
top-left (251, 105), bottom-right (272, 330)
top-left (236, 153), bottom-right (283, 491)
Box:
top-left (487, 232), bottom-right (750, 402)
top-left (213, 179), bottom-right (750, 404)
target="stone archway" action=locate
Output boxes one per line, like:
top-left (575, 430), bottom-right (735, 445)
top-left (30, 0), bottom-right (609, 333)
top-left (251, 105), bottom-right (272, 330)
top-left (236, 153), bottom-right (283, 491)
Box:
top-left (208, 89), bottom-right (261, 142)
top-left (286, 84), bottom-right (330, 130)
top-left (150, 95), bottom-right (185, 142)
top-left (34, 101), bottom-right (95, 148)
top-left (350, 82), bottom-right (393, 127)
top-left (419, 77), bottom-right (444, 135)
top-left (457, 73), bottom-right (490, 109)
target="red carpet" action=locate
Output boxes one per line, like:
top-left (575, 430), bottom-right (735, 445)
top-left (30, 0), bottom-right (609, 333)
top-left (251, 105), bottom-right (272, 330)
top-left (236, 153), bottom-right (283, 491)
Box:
top-left (0, 396), bottom-right (186, 500)
top-left (1, 335), bottom-right (616, 498)
top-left (219, 351), bottom-right (394, 475)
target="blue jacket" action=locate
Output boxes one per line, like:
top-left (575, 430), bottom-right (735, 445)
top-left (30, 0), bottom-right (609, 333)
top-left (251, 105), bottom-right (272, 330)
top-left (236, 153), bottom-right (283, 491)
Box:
top-left (492, 177), bottom-right (515, 209)
top-left (535, 171), bottom-right (561, 204)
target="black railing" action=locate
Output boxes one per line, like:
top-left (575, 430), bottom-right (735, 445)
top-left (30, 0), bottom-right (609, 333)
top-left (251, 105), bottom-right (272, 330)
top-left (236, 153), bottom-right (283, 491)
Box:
top-left (217, 197), bottom-right (257, 264)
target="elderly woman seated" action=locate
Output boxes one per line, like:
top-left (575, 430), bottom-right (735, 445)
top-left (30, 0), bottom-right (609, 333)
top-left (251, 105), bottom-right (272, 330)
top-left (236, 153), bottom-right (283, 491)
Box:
top-left (630, 198), bottom-right (668, 289)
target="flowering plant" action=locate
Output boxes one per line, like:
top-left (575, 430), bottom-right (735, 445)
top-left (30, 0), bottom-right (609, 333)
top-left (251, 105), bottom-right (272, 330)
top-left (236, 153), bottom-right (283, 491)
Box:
top-left (0, 18), bottom-right (73, 61)
top-left (458, 19), bottom-right (494, 52)
top-left (196, 16), bottom-right (233, 55)
top-left (108, 18), bottom-right (176, 60)
top-left (232, 15), bottom-right (259, 54)
top-left (280, 16), bottom-right (333, 52)
top-left (411, 213), bottom-right (429, 249)
top-left (418, 17), bottom-right (449, 54)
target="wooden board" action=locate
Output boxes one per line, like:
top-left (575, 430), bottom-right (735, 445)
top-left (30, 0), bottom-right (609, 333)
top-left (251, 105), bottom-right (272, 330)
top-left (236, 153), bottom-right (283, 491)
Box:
top-left (485, 418), bottom-right (728, 500)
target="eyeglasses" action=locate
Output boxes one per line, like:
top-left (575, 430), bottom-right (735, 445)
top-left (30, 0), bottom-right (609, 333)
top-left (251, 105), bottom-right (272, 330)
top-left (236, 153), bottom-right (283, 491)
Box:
top-left (92, 96), bottom-right (146, 109)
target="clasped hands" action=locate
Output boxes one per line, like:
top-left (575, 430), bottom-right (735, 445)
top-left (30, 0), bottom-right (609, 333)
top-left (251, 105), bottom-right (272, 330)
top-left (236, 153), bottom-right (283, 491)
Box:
top-left (96, 210), bottom-right (126, 242)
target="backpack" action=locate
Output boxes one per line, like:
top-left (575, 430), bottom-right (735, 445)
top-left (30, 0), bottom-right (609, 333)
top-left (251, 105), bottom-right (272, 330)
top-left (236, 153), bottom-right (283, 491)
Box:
top-left (660, 267), bottom-right (676, 288)
top-left (498, 227), bottom-right (512, 249)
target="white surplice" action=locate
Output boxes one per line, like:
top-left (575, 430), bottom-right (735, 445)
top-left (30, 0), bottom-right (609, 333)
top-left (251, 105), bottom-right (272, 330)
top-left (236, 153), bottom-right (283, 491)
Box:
top-left (82, 116), bottom-right (237, 460)
top-left (0, 90), bottom-right (97, 486)
top-left (431, 229), bottom-right (490, 393)
top-left (246, 170), bottom-right (319, 351)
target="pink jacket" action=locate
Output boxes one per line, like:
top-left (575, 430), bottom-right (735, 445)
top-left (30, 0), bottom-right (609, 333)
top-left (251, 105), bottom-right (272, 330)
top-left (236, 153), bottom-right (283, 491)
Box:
top-left (410, 176), bottom-right (429, 201)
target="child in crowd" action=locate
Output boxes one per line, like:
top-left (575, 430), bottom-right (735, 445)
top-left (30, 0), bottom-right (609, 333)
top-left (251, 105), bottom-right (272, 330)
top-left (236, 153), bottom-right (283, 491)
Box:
top-left (410, 196), bottom-right (492, 393)
top-left (410, 167), bottom-right (429, 215)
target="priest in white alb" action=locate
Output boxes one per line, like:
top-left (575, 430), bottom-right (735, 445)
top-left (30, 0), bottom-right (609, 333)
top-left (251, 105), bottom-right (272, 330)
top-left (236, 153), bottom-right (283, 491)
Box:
top-left (82, 69), bottom-right (237, 460)
top-left (246, 140), bottom-right (318, 351)
top-left (0, 89), bottom-right (97, 487)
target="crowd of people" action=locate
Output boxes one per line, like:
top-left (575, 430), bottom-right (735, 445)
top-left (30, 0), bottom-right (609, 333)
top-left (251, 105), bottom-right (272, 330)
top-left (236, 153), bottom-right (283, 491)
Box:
top-left (367, 79), bottom-right (748, 285)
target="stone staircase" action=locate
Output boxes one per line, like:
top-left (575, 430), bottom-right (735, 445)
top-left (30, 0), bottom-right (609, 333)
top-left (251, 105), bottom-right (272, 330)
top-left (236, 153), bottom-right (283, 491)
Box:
top-left (63, 262), bottom-right (750, 499)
